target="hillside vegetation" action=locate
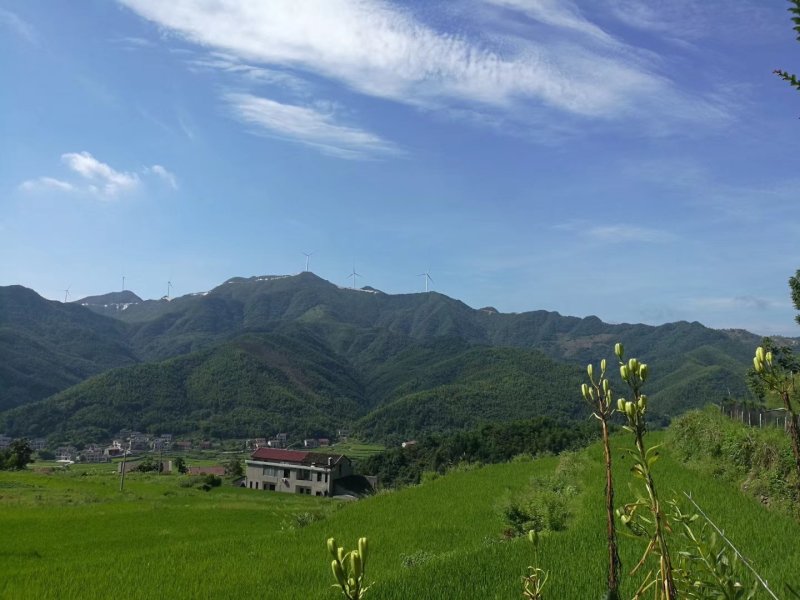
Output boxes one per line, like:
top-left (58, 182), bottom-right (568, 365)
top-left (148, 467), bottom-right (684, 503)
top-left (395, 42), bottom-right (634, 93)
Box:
top-left (0, 273), bottom-right (772, 441)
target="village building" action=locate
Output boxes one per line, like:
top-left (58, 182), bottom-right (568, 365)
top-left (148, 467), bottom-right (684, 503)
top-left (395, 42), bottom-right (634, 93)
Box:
top-left (30, 438), bottom-right (47, 451)
top-left (80, 445), bottom-right (109, 463)
top-left (245, 448), bottom-right (352, 496)
top-left (56, 446), bottom-right (78, 461)
top-left (303, 438), bottom-right (320, 448)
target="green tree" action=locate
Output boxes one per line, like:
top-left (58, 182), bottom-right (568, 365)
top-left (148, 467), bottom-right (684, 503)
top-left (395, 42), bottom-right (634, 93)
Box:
top-left (224, 457), bottom-right (243, 478)
top-left (173, 456), bottom-right (187, 474)
top-left (774, 1), bottom-right (800, 90)
top-left (0, 439), bottom-right (34, 470)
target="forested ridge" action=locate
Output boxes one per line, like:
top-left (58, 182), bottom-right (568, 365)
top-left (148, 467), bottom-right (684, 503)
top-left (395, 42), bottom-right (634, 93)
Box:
top-left (0, 272), bottom-right (777, 443)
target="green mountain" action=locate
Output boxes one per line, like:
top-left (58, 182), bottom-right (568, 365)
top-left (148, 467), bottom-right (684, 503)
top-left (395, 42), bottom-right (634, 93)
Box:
top-left (0, 286), bottom-right (138, 412)
top-left (0, 272), bottom-right (776, 442)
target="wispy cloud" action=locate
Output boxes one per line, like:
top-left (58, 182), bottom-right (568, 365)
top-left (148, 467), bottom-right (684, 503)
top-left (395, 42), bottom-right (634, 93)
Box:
top-left (0, 8), bottom-right (37, 44)
top-left (587, 225), bottom-right (675, 243)
top-left (18, 177), bottom-right (75, 193)
top-left (119, 0), bottom-right (726, 132)
top-left (225, 93), bottom-right (401, 159)
top-left (487, 0), bottom-right (615, 45)
top-left (555, 221), bottom-right (676, 243)
top-left (147, 165), bottom-right (178, 189)
top-left (691, 295), bottom-right (788, 312)
top-left (19, 152), bottom-right (177, 199)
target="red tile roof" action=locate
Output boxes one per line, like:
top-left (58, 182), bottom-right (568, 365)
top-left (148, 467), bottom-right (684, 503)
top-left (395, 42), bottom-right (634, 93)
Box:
top-left (251, 448), bottom-right (311, 463)
top-left (250, 448), bottom-right (348, 466)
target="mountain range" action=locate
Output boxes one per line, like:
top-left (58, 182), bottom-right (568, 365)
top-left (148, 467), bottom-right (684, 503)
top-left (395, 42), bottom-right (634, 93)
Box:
top-left (0, 272), bottom-right (775, 444)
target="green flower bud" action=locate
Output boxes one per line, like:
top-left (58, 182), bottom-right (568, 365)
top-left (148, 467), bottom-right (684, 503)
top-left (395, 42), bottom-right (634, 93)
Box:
top-left (620, 365), bottom-right (630, 381)
top-left (765, 351), bottom-right (774, 367)
top-left (327, 538), bottom-right (338, 560)
top-left (581, 383), bottom-right (590, 401)
top-left (332, 560), bottom-right (347, 588)
top-left (351, 551), bottom-right (362, 578)
top-left (756, 347), bottom-right (765, 362)
top-left (625, 401), bottom-right (636, 419)
top-left (587, 363), bottom-right (594, 379)
top-left (628, 358), bottom-right (638, 374)
top-left (639, 363), bottom-right (648, 382)
top-left (602, 378), bottom-right (610, 394)
top-left (601, 358), bottom-right (607, 372)
top-left (638, 394), bottom-right (647, 411)
top-left (753, 356), bottom-right (763, 373)
top-left (615, 342), bottom-right (624, 360)
top-left (617, 398), bottom-right (626, 412)
top-left (358, 537), bottom-right (368, 566)
top-left (337, 547), bottom-right (346, 564)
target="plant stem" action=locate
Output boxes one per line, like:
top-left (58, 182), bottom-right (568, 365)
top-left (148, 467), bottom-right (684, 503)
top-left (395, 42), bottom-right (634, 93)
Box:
top-left (633, 424), bottom-right (677, 600)
top-left (601, 418), bottom-right (621, 597)
top-left (780, 390), bottom-right (800, 485)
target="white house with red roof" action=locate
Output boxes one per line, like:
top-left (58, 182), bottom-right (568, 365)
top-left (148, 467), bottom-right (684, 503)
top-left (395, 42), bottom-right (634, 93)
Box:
top-left (245, 448), bottom-right (352, 496)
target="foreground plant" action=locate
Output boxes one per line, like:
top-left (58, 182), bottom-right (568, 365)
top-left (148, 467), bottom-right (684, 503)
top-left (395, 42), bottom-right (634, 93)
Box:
top-left (522, 530), bottom-right (548, 599)
top-left (752, 344), bottom-right (800, 486)
top-left (614, 343), bottom-right (678, 600)
top-left (327, 537), bottom-right (371, 599)
top-left (581, 356), bottom-right (622, 598)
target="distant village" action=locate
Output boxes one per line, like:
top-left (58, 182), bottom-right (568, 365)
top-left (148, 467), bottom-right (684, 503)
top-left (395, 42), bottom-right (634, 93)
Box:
top-left (0, 429), bottom-right (348, 464)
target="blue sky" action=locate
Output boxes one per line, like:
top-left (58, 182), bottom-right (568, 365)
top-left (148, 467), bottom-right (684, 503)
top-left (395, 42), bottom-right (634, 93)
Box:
top-left (1, 0), bottom-right (799, 335)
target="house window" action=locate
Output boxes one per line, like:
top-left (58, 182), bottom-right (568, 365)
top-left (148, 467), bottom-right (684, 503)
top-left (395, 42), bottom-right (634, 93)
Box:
top-left (316, 472), bottom-right (322, 482)
top-left (297, 469), bottom-right (311, 481)
top-left (263, 466), bottom-right (277, 477)
top-left (255, 481), bottom-right (259, 490)
top-left (268, 483), bottom-right (276, 491)
top-left (283, 468), bottom-right (290, 479)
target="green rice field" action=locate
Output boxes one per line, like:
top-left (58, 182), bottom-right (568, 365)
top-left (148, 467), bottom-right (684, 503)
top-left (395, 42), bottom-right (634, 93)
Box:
top-left (0, 434), bottom-right (797, 599)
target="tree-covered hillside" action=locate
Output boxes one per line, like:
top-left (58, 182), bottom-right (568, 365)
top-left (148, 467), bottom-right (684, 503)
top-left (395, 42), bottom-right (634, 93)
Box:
top-left (0, 272), bottom-right (775, 442)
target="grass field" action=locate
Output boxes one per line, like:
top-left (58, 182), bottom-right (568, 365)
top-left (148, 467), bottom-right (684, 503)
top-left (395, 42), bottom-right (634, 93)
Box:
top-left (1, 433), bottom-right (797, 599)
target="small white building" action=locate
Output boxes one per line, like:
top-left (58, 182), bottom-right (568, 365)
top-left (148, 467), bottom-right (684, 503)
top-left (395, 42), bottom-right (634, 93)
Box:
top-left (245, 449), bottom-right (352, 496)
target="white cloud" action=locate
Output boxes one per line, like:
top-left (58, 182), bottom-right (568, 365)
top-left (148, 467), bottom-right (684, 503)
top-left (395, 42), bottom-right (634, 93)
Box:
top-left (18, 177), bottom-right (75, 193)
top-left (19, 152), bottom-right (177, 199)
top-left (225, 93), bottom-right (401, 159)
top-left (691, 296), bottom-right (787, 312)
top-left (0, 8), bottom-right (37, 44)
top-left (587, 225), bottom-right (675, 243)
top-left (62, 151), bottom-right (140, 197)
top-left (118, 0), bottom-right (711, 124)
top-left (487, 0), bottom-right (615, 44)
top-left (147, 164), bottom-right (178, 189)
top-left (555, 221), bottom-right (675, 243)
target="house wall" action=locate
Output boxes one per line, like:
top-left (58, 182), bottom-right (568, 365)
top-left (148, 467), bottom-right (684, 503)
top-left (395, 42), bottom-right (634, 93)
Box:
top-left (245, 460), bottom-right (340, 496)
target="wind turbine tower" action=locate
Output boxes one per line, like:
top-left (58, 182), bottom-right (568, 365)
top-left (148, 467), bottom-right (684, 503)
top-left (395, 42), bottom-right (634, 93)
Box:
top-left (167, 280), bottom-right (173, 300)
top-left (63, 285), bottom-right (71, 303)
top-left (122, 275), bottom-right (126, 291)
top-left (418, 270), bottom-right (434, 293)
top-left (303, 251), bottom-right (314, 272)
top-left (348, 266), bottom-right (361, 289)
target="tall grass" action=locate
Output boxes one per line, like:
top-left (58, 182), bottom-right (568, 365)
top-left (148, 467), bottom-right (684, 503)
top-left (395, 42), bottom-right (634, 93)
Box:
top-left (0, 435), bottom-right (797, 599)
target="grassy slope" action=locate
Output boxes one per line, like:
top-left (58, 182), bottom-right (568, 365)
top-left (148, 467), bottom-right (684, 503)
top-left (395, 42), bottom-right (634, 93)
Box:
top-left (1, 435), bottom-right (798, 599)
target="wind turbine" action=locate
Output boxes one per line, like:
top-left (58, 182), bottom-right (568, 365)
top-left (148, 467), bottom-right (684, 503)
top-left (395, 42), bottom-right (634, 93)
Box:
top-left (302, 251), bottom-right (314, 272)
top-left (122, 275), bottom-right (126, 291)
top-left (63, 285), bottom-right (71, 303)
top-left (166, 280), bottom-right (173, 300)
top-left (418, 270), bottom-right (433, 293)
top-left (348, 266), bottom-right (361, 289)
